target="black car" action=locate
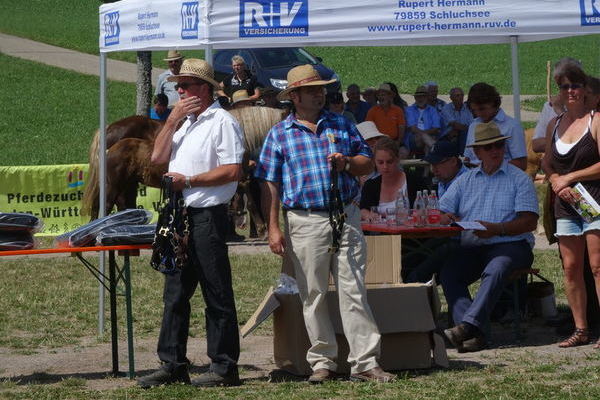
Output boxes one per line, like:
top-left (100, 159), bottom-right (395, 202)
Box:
top-left (213, 47), bottom-right (341, 94)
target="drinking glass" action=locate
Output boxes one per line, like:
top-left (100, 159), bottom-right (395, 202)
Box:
top-left (370, 206), bottom-right (381, 223)
top-left (386, 207), bottom-right (397, 225)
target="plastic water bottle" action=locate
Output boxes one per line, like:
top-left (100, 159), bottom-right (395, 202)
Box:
top-left (427, 190), bottom-right (441, 226)
top-left (395, 189), bottom-right (407, 225)
top-left (414, 191), bottom-right (426, 227)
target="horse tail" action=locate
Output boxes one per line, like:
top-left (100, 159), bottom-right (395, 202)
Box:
top-left (81, 128), bottom-right (101, 217)
top-left (229, 106), bottom-right (286, 160)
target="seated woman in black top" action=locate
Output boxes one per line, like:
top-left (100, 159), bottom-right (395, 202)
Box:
top-left (217, 55), bottom-right (261, 103)
top-left (360, 136), bottom-right (407, 221)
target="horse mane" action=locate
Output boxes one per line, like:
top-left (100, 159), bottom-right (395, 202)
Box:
top-left (81, 129), bottom-right (100, 216)
top-left (228, 106), bottom-right (287, 161)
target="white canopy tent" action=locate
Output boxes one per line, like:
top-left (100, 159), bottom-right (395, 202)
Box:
top-left (95, 0), bottom-right (599, 330)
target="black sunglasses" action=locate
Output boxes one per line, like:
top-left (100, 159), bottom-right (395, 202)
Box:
top-left (480, 141), bottom-right (505, 151)
top-left (559, 83), bottom-right (583, 91)
top-left (175, 82), bottom-right (203, 91)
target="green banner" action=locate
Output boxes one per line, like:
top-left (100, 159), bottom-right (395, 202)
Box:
top-left (0, 164), bottom-right (160, 236)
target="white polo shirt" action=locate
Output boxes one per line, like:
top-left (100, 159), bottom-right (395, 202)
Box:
top-left (169, 101), bottom-right (245, 208)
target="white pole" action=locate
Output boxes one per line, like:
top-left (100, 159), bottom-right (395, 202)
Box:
top-left (204, 0), bottom-right (213, 65)
top-left (98, 53), bottom-right (107, 334)
top-left (510, 35), bottom-right (521, 124)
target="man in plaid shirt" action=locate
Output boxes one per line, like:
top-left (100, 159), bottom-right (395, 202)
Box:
top-left (255, 65), bottom-right (395, 384)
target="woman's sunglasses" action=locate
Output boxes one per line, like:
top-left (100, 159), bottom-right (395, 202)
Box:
top-left (559, 83), bottom-right (583, 91)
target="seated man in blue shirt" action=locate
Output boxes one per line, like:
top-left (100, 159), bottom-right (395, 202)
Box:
top-left (440, 87), bottom-right (473, 156)
top-left (440, 121), bottom-right (539, 352)
top-left (405, 85), bottom-right (441, 156)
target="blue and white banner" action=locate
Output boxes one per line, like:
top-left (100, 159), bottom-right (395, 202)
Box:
top-left (100, 0), bottom-right (206, 52)
top-left (100, 0), bottom-right (599, 52)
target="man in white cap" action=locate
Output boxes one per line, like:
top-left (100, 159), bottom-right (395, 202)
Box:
top-left (138, 59), bottom-right (245, 388)
top-left (255, 65), bottom-right (395, 383)
top-left (439, 121), bottom-right (538, 353)
top-left (155, 50), bottom-right (184, 107)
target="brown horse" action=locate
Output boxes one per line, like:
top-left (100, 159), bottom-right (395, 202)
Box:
top-left (83, 106), bottom-right (286, 238)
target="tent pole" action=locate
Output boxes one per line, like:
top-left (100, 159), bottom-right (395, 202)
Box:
top-left (98, 52), bottom-right (107, 334)
top-left (204, 0), bottom-right (213, 65)
top-left (510, 35), bottom-right (521, 124)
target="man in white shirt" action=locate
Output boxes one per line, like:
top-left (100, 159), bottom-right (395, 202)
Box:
top-left (155, 50), bottom-right (184, 107)
top-left (139, 59), bottom-right (245, 389)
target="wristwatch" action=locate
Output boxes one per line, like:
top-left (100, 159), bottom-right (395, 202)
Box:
top-left (344, 156), bottom-right (351, 172)
top-left (185, 176), bottom-right (192, 189)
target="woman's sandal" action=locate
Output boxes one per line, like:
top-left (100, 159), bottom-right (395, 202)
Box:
top-left (558, 328), bottom-right (591, 348)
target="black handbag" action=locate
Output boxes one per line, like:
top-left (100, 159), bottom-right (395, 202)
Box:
top-left (150, 176), bottom-right (190, 274)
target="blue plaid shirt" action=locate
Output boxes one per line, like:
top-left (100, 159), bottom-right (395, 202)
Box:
top-left (439, 160), bottom-right (539, 247)
top-left (255, 110), bottom-right (372, 209)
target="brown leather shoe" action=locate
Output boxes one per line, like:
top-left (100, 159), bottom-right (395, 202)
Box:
top-left (350, 366), bottom-right (396, 383)
top-left (307, 368), bottom-right (336, 384)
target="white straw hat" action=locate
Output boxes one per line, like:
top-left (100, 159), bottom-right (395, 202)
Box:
top-left (357, 121), bottom-right (386, 141)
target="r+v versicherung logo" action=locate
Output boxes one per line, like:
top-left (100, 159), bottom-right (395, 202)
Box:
top-left (239, 0), bottom-right (309, 37)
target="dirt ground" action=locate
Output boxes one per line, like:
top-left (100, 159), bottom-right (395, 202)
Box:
top-left (2, 240), bottom-right (598, 390)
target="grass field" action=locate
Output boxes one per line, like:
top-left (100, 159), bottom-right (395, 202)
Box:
top-left (3, 250), bottom-right (599, 400)
top-left (0, 1), bottom-right (598, 94)
top-left (0, 53), bottom-right (136, 166)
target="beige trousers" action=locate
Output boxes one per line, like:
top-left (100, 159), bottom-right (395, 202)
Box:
top-left (284, 204), bottom-right (381, 373)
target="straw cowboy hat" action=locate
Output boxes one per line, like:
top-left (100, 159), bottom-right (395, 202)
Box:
top-left (356, 121), bottom-right (386, 141)
top-left (277, 64), bottom-right (336, 101)
top-left (467, 121), bottom-right (509, 147)
top-left (167, 58), bottom-right (220, 89)
top-left (163, 50), bottom-right (183, 61)
top-left (231, 89), bottom-right (253, 105)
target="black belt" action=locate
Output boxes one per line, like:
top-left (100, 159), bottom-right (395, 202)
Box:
top-left (187, 204), bottom-right (227, 214)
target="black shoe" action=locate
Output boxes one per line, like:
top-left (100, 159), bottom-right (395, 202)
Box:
top-left (137, 367), bottom-right (191, 388)
top-left (462, 335), bottom-right (486, 353)
top-left (191, 370), bottom-right (241, 387)
top-left (444, 323), bottom-right (475, 352)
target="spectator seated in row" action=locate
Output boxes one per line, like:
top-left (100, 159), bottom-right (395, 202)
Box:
top-left (327, 92), bottom-right (357, 124)
top-left (463, 82), bottom-right (527, 171)
top-left (366, 83), bottom-right (409, 158)
top-left (403, 141), bottom-right (467, 284)
top-left (149, 93), bottom-right (171, 121)
top-left (345, 84), bottom-right (372, 123)
top-left (405, 85), bottom-right (441, 156)
top-left (440, 121), bottom-right (539, 353)
top-left (361, 87), bottom-right (378, 108)
top-left (360, 136), bottom-right (408, 222)
top-left (440, 87), bottom-right (473, 156)
top-left (425, 81), bottom-right (447, 113)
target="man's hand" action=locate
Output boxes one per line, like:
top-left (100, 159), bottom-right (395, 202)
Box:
top-left (440, 212), bottom-right (459, 225)
top-left (168, 96), bottom-right (205, 123)
top-left (474, 220), bottom-right (500, 238)
top-left (164, 172), bottom-right (187, 191)
top-left (268, 226), bottom-right (286, 256)
top-left (557, 187), bottom-right (577, 204)
top-left (327, 152), bottom-right (347, 172)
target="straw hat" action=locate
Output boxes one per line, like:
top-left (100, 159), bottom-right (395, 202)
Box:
top-left (377, 83), bottom-right (394, 94)
top-left (467, 121), bottom-right (508, 147)
top-left (167, 58), bottom-right (220, 89)
top-left (163, 50), bottom-right (183, 61)
top-left (356, 121), bottom-right (385, 141)
top-left (414, 85), bottom-right (428, 96)
top-left (231, 90), bottom-right (252, 105)
top-left (277, 64), bottom-right (336, 101)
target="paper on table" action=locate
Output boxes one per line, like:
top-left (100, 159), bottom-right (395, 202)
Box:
top-left (454, 221), bottom-right (487, 230)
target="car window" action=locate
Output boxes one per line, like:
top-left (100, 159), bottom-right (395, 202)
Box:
top-left (252, 48), bottom-right (317, 69)
top-left (214, 50), bottom-right (235, 67)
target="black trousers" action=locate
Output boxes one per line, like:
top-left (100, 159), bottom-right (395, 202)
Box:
top-left (157, 204), bottom-right (240, 376)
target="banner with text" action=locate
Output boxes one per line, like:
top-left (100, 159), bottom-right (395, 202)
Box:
top-left (0, 165), bottom-right (160, 237)
top-left (100, 0), bottom-right (598, 52)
